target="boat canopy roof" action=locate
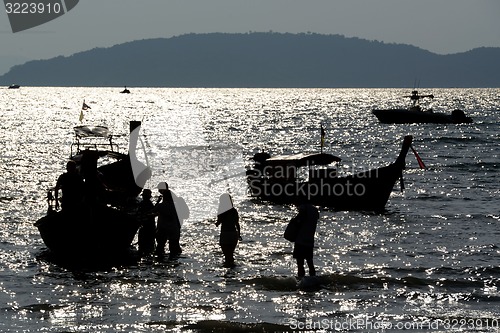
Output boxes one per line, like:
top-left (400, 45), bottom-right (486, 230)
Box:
top-left (265, 153), bottom-right (341, 167)
top-left (74, 126), bottom-right (110, 138)
top-left (71, 126), bottom-right (118, 156)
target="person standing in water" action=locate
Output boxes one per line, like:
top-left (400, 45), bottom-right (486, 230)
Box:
top-left (137, 189), bottom-right (155, 256)
top-left (153, 182), bottom-right (189, 258)
top-left (215, 193), bottom-right (241, 267)
top-left (292, 202), bottom-right (319, 278)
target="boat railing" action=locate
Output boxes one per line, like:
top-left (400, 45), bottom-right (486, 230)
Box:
top-left (70, 136), bottom-right (120, 156)
top-left (70, 125), bottom-right (119, 156)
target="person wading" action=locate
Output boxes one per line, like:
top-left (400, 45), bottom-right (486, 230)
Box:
top-left (215, 193), bottom-right (241, 267)
top-left (291, 202), bottom-right (319, 278)
top-left (152, 182), bottom-right (189, 258)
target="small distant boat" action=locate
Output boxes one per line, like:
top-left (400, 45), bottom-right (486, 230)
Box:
top-left (35, 121), bottom-right (152, 263)
top-left (120, 86), bottom-right (131, 94)
top-left (247, 135), bottom-right (414, 211)
top-left (8, 84), bottom-right (20, 89)
top-left (372, 90), bottom-right (473, 124)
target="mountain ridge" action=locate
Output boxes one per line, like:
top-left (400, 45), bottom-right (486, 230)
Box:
top-left (1, 32), bottom-right (499, 87)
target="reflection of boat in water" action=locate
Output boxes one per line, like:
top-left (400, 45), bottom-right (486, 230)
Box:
top-left (120, 86), bottom-right (130, 94)
top-left (8, 84), bottom-right (20, 89)
top-left (247, 136), bottom-right (414, 211)
top-left (372, 90), bottom-right (473, 124)
top-left (35, 121), bottom-right (151, 263)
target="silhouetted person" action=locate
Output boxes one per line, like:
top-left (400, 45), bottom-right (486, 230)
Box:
top-left (137, 189), bottom-right (155, 255)
top-left (215, 193), bottom-right (241, 267)
top-left (153, 182), bottom-right (189, 258)
top-left (292, 202), bottom-right (319, 278)
top-left (55, 160), bottom-right (84, 211)
top-left (79, 150), bottom-right (105, 205)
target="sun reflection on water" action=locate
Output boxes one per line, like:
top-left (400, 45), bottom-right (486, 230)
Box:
top-left (0, 87), bottom-right (499, 331)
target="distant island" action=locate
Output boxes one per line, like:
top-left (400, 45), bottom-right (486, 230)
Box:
top-left (1, 32), bottom-right (499, 88)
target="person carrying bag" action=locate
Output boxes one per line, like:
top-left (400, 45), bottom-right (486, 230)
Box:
top-left (284, 216), bottom-right (301, 242)
top-left (284, 202), bottom-right (319, 278)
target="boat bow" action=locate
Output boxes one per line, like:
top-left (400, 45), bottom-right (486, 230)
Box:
top-left (394, 135), bottom-right (413, 169)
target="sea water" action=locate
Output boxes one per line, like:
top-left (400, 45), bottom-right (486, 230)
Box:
top-left (0, 87), bottom-right (499, 332)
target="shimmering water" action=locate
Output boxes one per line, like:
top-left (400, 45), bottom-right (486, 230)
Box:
top-left (1, 87), bottom-right (499, 332)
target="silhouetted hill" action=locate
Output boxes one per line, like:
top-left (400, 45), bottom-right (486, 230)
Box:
top-left (1, 32), bottom-right (499, 87)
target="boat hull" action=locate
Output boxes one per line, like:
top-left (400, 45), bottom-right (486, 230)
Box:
top-left (35, 205), bottom-right (140, 261)
top-left (248, 163), bottom-right (402, 211)
top-left (372, 109), bottom-right (473, 124)
top-left (248, 136), bottom-right (412, 211)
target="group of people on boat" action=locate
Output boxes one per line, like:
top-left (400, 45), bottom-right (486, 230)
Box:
top-left (53, 153), bottom-right (116, 212)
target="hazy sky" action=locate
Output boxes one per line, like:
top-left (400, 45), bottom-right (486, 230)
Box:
top-left (1, 0), bottom-right (500, 73)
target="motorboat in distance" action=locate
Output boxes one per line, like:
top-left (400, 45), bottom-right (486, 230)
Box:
top-left (372, 90), bottom-right (473, 124)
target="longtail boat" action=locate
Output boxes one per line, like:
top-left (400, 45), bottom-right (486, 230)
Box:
top-left (247, 135), bottom-right (414, 211)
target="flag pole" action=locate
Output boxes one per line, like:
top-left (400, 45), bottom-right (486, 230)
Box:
top-left (320, 124), bottom-right (325, 154)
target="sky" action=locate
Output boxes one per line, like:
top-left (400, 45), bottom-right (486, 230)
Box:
top-left (1, 0), bottom-right (500, 74)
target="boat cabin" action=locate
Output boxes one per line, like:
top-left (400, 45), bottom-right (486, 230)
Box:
top-left (250, 152), bottom-right (341, 184)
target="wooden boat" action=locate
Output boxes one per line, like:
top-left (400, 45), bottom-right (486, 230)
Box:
top-left (372, 90), bottom-right (473, 124)
top-left (8, 84), bottom-right (20, 89)
top-left (247, 136), bottom-right (413, 211)
top-left (35, 205), bottom-right (140, 262)
top-left (35, 121), bottom-right (151, 262)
